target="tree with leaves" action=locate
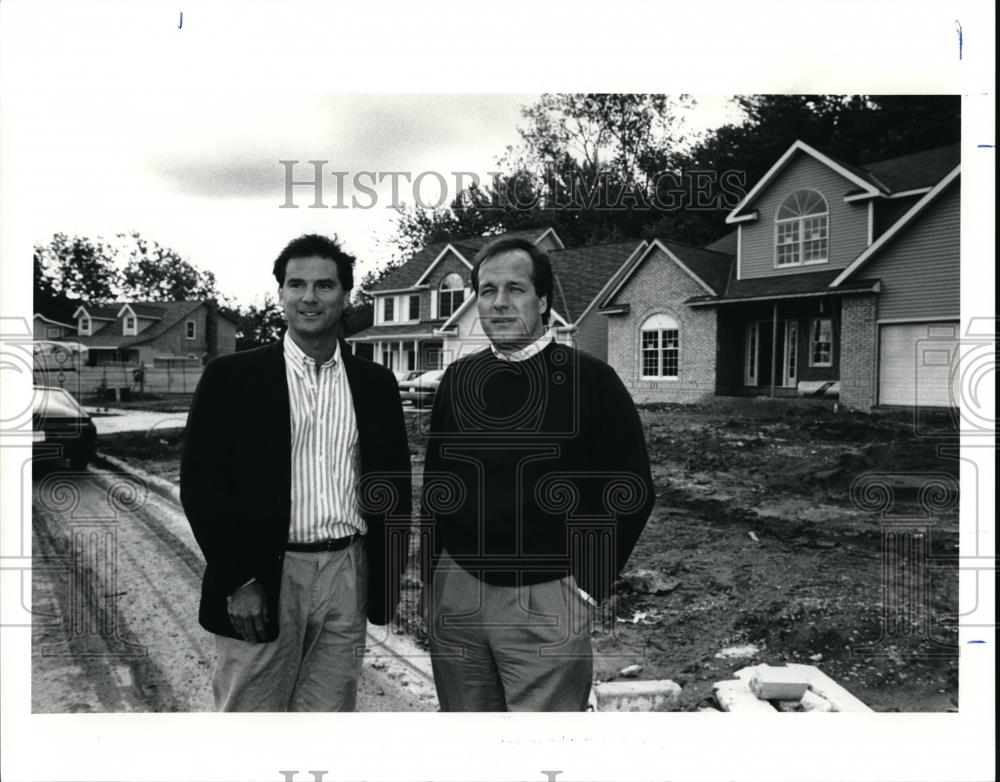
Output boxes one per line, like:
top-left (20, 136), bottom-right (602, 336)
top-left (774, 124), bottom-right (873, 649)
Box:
top-left (35, 233), bottom-right (119, 304)
top-left (232, 296), bottom-right (286, 350)
top-left (116, 231), bottom-right (220, 301)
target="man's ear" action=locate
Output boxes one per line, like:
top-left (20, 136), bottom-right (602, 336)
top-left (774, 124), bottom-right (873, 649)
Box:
top-left (539, 295), bottom-right (548, 316)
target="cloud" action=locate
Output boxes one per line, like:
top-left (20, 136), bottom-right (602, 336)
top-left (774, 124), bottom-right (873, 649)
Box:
top-left (144, 93), bottom-right (533, 199)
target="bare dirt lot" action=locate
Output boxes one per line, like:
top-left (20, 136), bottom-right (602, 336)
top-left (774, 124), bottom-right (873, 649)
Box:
top-left (101, 398), bottom-right (960, 712)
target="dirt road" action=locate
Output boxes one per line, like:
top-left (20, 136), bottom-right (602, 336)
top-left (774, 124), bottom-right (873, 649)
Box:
top-left (31, 460), bottom-right (436, 712)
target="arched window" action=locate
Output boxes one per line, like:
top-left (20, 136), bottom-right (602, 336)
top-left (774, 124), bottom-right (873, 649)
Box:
top-left (775, 189), bottom-right (828, 266)
top-left (439, 273), bottom-right (465, 318)
top-left (640, 313), bottom-right (679, 379)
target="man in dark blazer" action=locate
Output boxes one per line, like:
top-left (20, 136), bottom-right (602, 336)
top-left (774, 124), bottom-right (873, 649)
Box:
top-left (181, 234), bottom-right (410, 711)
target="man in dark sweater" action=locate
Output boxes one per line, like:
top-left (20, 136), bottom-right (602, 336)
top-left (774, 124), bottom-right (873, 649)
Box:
top-left (422, 237), bottom-right (654, 711)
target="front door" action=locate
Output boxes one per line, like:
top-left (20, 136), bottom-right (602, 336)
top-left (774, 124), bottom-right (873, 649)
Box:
top-left (746, 320), bottom-right (797, 389)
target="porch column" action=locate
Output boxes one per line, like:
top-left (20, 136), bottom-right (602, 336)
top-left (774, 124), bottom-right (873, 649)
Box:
top-left (770, 303), bottom-right (778, 398)
top-left (398, 340), bottom-right (404, 371)
top-left (413, 339), bottom-right (418, 370)
top-left (376, 341), bottom-right (382, 366)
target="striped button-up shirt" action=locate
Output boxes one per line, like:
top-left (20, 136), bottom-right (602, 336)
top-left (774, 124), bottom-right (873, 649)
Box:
top-left (283, 332), bottom-right (365, 543)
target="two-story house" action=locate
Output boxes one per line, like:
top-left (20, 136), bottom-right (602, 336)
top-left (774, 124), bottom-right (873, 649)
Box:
top-left (346, 228), bottom-right (560, 370)
top-left (56, 299), bottom-right (238, 366)
top-left (600, 141), bottom-right (960, 410)
top-left (347, 228), bottom-right (650, 370)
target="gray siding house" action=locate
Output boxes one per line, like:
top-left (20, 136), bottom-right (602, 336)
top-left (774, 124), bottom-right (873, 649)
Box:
top-left (600, 141), bottom-right (961, 410)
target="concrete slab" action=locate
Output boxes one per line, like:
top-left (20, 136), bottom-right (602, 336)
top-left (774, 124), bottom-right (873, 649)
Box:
top-left (594, 680), bottom-right (682, 711)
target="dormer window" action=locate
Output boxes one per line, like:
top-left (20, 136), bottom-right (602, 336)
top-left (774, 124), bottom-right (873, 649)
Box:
top-left (439, 273), bottom-right (465, 318)
top-left (383, 297), bottom-right (395, 322)
top-left (775, 189), bottom-right (828, 267)
top-left (78, 315), bottom-right (91, 335)
top-left (124, 315), bottom-right (136, 335)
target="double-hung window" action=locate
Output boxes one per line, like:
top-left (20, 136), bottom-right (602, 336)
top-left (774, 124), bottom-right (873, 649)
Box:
top-left (640, 314), bottom-right (680, 379)
top-left (776, 189), bottom-right (828, 267)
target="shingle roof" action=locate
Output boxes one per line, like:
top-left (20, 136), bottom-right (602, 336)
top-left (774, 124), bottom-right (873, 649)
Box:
top-left (125, 303), bottom-right (167, 319)
top-left (659, 240), bottom-right (733, 295)
top-left (75, 300), bottom-right (204, 348)
top-left (859, 143), bottom-right (961, 193)
top-left (548, 241), bottom-right (641, 322)
top-left (371, 227), bottom-right (556, 293)
top-left (704, 231), bottom-right (738, 255)
top-left (127, 300), bottom-right (203, 345)
top-left (686, 269), bottom-right (879, 305)
top-left (78, 305), bottom-right (119, 320)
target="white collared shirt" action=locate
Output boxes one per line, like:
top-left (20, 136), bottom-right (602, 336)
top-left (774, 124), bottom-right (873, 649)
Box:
top-left (489, 328), bottom-right (555, 362)
top-left (283, 332), bottom-right (365, 542)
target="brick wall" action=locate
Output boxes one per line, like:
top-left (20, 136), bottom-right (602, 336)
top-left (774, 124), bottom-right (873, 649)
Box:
top-left (839, 294), bottom-right (877, 410)
top-left (606, 248), bottom-right (717, 404)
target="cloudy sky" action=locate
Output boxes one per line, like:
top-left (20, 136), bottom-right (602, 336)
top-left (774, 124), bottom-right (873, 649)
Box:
top-left (12, 86), bottom-right (740, 306)
top-left (3, 3), bottom-right (982, 312)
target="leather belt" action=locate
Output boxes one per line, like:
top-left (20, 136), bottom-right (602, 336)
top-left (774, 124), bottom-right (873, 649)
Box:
top-left (285, 534), bottom-right (360, 552)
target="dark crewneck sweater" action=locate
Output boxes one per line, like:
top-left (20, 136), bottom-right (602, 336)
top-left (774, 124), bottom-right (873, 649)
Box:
top-left (421, 342), bottom-right (654, 603)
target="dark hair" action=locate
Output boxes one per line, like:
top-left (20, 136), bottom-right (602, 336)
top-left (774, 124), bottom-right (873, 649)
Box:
top-left (471, 237), bottom-right (553, 324)
top-left (273, 233), bottom-right (355, 291)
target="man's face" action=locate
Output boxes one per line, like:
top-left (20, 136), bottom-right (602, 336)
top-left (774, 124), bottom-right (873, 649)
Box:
top-left (476, 250), bottom-right (548, 350)
top-left (279, 255), bottom-right (347, 347)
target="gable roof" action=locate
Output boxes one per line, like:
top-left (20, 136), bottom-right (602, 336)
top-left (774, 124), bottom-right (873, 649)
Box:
top-left (72, 300), bottom-right (206, 348)
top-left (726, 140), bottom-right (962, 222)
top-left (601, 239), bottom-right (734, 308)
top-left (727, 140), bottom-right (882, 223)
top-left (73, 304), bottom-right (119, 320)
top-left (547, 241), bottom-right (647, 323)
top-left (831, 164), bottom-right (960, 287)
top-left (372, 227), bottom-right (560, 293)
top-left (118, 303), bottom-right (167, 319)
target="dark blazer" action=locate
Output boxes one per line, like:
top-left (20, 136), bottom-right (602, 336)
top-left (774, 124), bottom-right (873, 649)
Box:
top-left (180, 340), bottom-right (411, 640)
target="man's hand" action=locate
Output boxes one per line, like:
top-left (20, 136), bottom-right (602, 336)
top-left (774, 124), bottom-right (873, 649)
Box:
top-left (226, 581), bottom-right (270, 643)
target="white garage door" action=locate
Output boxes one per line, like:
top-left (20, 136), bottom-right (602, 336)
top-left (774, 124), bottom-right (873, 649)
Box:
top-left (879, 323), bottom-right (960, 407)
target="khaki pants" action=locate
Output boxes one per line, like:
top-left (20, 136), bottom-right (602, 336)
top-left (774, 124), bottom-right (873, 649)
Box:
top-left (213, 541), bottom-right (367, 711)
top-left (428, 550), bottom-right (592, 711)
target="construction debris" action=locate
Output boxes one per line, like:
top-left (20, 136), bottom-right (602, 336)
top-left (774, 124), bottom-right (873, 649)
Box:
top-left (593, 680), bottom-right (682, 711)
top-left (712, 663), bottom-right (873, 713)
top-left (749, 664), bottom-right (809, 700)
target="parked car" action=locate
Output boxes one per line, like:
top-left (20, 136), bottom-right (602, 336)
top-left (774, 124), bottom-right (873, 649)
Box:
top-left (32, 386), bottom-right (97, 470)
top-left (393, 369), bottom-right (424, 383)
top-left (398, 369), bottom-right (445, 408)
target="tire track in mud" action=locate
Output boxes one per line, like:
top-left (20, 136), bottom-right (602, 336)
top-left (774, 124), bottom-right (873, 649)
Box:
top-left (32, 467), bottom-right (212, 711)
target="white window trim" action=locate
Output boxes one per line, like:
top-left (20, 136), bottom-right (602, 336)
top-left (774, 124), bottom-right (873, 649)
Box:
top-left (405, 294), bottom-right (421, 323)
top-left (123, 315), bottom-right (137, 336)
top-left (639, 315), bottom-right (680, 381)
top-left (438, 275), bottom-right (466, 320)
top-left (186, 319), bottom-right (197, 340)
top-left (744, 322), bottom-right (758, 385)
top-left (46, 326), bottom-right (60, 338)
top-left (774, 189), bottom-right (830, 269)
top-left (78, 316), bottom-right (91, 336)
top-left (808, 317), bottom-right (834, 367)
top-left (383, 297), bottom-right (396, 323)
